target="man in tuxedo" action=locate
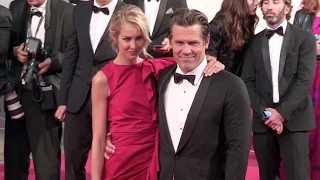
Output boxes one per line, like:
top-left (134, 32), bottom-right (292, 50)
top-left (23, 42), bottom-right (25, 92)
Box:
top-left (54, 0), bottom-right (125, 179)
top-left (0, 5), bottom-right (11, 62)
top-left (157, 8), bottom-right (252, 180)
top-left (241, 0), bottom-right (316, 179)
top-left (6, 0), bottom-right (73, 179)
top-left (123, 0), bottom-right (187, 57)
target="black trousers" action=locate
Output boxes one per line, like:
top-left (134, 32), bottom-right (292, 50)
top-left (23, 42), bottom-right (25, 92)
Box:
top-left (4, 91), bottom-right (62, 180)
top-left (64, 94), bottom-right (92, 180)
top-left (253, 129), bottom-right (310, 180)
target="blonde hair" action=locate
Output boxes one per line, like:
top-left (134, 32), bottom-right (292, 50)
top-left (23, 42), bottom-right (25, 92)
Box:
top-left (109, 4), bottom-right (152, 58)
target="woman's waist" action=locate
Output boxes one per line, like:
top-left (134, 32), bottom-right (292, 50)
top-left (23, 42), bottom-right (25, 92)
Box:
top-left (109, 127), bottom-right (157, 146)
top-left (108, 118), bottom-right (157, 131)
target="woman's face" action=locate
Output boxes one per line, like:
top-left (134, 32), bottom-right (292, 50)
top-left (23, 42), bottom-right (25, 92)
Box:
top-left (247, 0), bottom-right (259, 15)
top-left (115, 23), bottom-right (146, 61)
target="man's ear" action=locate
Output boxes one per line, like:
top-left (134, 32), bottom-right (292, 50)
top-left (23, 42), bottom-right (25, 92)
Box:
top-left (205, 35), bottom-right (210, 49)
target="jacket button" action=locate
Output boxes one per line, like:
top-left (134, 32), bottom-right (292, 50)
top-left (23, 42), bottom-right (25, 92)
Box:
top-left (174, 155), bottom-right (180, 160)
top-left (267, 92), bottom-right (271, 96)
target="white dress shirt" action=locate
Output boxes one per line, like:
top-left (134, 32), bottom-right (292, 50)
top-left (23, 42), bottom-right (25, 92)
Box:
top-left (144, 0), bottom-right (160, 35)
top-left (90, 0), bottom-right (117, 52)
top-left (164, 58), bottom-right (207, 152)
top-left (267, 20), bottom-right (288, 103)
top-left (30, 0), bottom-right (47, 45)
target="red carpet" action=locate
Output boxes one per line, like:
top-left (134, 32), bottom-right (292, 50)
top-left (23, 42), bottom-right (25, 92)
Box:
top-left (0, 152), bottom-right (259, 180)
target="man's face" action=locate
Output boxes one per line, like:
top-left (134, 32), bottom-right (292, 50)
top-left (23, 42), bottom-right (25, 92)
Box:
top-left (261, 0), bottom-right (290, 26)
top-left (27, 0), bottom-right (46, 7)
top-left (169, 24), bottom-right (209, 74)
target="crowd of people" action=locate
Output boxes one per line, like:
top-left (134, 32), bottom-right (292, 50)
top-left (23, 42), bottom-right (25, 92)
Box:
top-left (0, 0), bottom-right (319, 179)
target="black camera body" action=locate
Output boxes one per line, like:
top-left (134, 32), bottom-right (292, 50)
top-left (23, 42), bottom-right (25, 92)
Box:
top-left (22, 37), bottom-right (55, 110)
top-left (22, 37), bottom-right (49, 88)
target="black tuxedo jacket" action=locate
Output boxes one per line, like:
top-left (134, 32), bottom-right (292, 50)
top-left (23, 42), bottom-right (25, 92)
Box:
top-left (0, 5), bottom-right (12, 64)
top-left (8, 0), bottom-right (74, 104)
top-left (241, 23), bottom-right (317, 133)
top-left (59, 1), bottom-right (125, 113)
top-left (0, 6), bottom-right (13, 93)
top-left (157, 66), bottom-right (252, 180)
top-left (123, 0), bottom-right (187, 57)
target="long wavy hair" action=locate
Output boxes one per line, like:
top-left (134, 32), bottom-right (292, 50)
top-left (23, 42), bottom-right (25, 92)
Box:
top-left (217, 0), bottom-right (256, 51)
top-left (300, 0), bottom-right (319, 14)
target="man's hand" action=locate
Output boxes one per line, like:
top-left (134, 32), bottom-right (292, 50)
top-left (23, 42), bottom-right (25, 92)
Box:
top-left (264, 108), bottom-right (285, 128)
top-left (38, 58), bottom-right (51, 75)
top-left (55, 105), bottom-right (66, 122)
top-left (204, 55), bottom-right (225, 76)
top-left (270, 124), bottom-right (284, 135)
top-left (104, 133), bottom-right (115, 160)
top-left (153, 38), bottom-right (171, 53)
top-left (14, 43), bottom-right (28, 64)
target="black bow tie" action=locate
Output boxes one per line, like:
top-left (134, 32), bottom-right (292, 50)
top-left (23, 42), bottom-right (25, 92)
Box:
top-left (147, 0), bottom-right (160, 2)
top-left (173, 73), bottom-right (195, 85)
top-left (265, 26), bottom-right (284, 39)
top-left (92, 6), bottom-right (109, 15)
top-left (30, 10), bottom-right (43, 17)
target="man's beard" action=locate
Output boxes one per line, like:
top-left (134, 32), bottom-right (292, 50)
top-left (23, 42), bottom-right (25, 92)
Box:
top-left (263, 8), bottom-right (285, 25)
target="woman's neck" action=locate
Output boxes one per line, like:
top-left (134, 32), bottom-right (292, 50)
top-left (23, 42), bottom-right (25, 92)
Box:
top-left (113, 56), bottom-right (143, 65)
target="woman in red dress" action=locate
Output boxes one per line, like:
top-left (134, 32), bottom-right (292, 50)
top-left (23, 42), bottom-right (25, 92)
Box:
top-left (90, 5), bottom-right (224, 180)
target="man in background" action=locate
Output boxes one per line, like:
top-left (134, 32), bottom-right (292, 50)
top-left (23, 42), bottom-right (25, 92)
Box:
top-left (6, 0), bottom-right (73, 179)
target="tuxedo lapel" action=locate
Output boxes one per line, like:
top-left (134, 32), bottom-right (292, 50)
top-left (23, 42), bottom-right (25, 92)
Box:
top-left (44, 0), bottom-right (52, 30)
top-left (176, 76), bottom-right (212, 153)
top-left (159, 65), bottom-right (176, 154)
top-left (44, 0), bottom-right (56, 47)
top-left (261, 32), bottom-right (273, 84)
top-left (151, 0), bottom-right (168, 37)
top-left (278, 24), bottom-right (292, 80)
top-left (82, 1), bottom-right (94, 55)
top-left (96, 2), bottom-right (124, 50)
top-left (138, 0), bottom-right (145, 12)
top-left (21, 2), bottom-right (30, 40)
top-left (15, 1), bottom-right (29, 76)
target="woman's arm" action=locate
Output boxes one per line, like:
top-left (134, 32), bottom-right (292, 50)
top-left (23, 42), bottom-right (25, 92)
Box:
top-left (91, 71), bottom-right (110, 180)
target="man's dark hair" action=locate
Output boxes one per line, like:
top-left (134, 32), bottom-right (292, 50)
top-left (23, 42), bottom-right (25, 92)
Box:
top-left (168, 8), bottom-right (209, 42)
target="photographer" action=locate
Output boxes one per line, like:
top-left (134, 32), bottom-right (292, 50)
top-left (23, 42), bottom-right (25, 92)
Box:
top-left (6, 0), bottom-right (74, 179)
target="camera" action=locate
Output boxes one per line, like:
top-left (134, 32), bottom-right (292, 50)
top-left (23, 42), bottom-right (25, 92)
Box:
top-left (0, 75), bottom-right (24, 119)
top-left (22, 37), bottom-right (49, 89)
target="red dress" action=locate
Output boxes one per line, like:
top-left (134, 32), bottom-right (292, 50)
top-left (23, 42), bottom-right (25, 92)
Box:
top-left (100, 58), bottom-right (174, 180)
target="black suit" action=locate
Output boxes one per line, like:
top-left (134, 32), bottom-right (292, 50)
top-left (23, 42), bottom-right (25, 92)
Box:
top-left (0, 5), bottom-right (11, 79)
top-left (58, 1), bottom-right (125, 179)
top-left (123, 0), bottom-right (187, 57)
top-left (157, 66), bottom-right (252, 180)
top-left (6, 0), bottom-right (73, 179)
top-left (0, 5), bottom-right (11, 63)
top-left (241, 23), bottom-right (316, 180)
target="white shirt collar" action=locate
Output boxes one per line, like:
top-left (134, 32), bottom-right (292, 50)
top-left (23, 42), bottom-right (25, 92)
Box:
top-left (94, 0), bottom-right (117, 9)
top-left (175, 57), bottom-right (207, 86)
top-left (31, 0), bottom-right (47, 13)
top-left (144, 0), bottom-right (161, 3)
top-left (266, 20), bottom-right (288, 34)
